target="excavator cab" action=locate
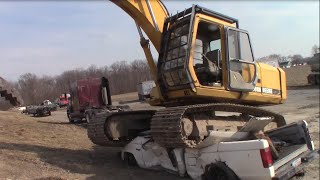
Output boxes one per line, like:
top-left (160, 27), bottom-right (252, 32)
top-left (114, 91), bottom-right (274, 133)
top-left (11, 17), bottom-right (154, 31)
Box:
top-left (158, 5), bottom-right (258, 103)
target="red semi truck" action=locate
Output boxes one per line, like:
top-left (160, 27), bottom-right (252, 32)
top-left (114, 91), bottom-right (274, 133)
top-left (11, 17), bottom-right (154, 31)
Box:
top-left (59, 94), bottom-right (70, 108)
top-left (67, 77), bottom-right (129, 123)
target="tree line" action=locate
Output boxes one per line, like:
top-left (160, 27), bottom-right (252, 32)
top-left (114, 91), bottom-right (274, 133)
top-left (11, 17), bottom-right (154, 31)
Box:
top-left (14, 60), bottom-right (152, 105)
top-left (257, 45), bottom-right (319, 66)
top-left (11, 44), bottom-right (320, 106)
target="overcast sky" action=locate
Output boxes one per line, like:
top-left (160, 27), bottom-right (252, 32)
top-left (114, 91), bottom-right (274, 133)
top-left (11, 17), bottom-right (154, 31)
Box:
top-left (0, 1), bottom-right (319, 81)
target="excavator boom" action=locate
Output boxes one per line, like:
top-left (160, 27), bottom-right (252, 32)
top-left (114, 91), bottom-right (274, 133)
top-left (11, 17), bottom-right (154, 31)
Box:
top-left (110, 0), bottom-right (168, 52)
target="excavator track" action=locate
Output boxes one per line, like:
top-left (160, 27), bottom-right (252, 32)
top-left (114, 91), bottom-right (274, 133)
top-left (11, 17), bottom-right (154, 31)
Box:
top-left (87, 112), bottom-right (126, 147)
top-left (87, 103), bottom-right (286, 148)
top-left (151, 103), bottom-right (286, 148)
top-left (87, 110), bottom-right (156, 147)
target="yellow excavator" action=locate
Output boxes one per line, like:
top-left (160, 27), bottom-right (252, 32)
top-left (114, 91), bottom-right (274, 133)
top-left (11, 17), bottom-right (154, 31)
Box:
top-left (87, 0), bottom-right (287, 148)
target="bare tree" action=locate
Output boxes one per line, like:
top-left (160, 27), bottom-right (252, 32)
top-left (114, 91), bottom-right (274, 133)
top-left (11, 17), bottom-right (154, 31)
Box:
top-left (290, 54), bottom-right (304, 66)
top-left (17, 73), bottom-right (38, 105)
top-left (311, 45), bottom-right (319, 55)
top-left (15, 60), bottom-right (152, 105)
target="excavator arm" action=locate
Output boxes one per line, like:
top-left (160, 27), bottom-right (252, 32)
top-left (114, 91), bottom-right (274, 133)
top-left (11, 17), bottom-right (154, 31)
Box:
top-left (110, 0), bottom-right (168, 52)
top-left (110, 0), bottom-right (168, 100)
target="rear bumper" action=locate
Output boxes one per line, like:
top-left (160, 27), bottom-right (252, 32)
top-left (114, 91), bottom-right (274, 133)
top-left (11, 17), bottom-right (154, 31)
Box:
top-left (27, 109), bottom-right (37, 114)
top-left (272, 149), bottom-right (319, 180)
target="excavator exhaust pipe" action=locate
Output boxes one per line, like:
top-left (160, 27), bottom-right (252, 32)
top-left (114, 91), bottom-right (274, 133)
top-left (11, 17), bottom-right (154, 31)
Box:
top-left (101, 77), bottom-right (112, 106)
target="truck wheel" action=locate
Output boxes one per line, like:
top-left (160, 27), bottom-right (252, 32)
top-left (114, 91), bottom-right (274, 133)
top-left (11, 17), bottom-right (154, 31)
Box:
top-left (48, 111), bottom-right (51, 116)
top-left (138, 94), bottom-right (144, 101)
top-left (202, 162), bottom-right (239, 180)
top-left (67, 113), bottom-right (74, 123)
top-left (315, 75), bottom-right (319, 85)
top-left (124, 152), bottom-right (137, 166)
top-left (37, 109), bottom-right (44, 117)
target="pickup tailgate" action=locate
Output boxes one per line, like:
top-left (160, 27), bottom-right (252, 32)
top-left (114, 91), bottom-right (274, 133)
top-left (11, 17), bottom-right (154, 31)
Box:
top-left (266, 120), bottom-right (317, 179)
top-left (273, 149), bottom-right (318, 180)
top-left (27, 106), bottom-right (39, 114)
top-left (273, 144), bottom-right (307, 170)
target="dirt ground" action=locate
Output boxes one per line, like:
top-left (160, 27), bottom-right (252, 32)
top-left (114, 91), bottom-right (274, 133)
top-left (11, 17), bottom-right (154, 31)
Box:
top-left (0, 86), bottom-right (319, 180)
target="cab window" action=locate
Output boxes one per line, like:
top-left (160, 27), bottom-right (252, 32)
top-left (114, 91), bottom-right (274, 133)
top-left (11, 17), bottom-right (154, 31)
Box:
top-left (193, 21), bottom-right (222, 86)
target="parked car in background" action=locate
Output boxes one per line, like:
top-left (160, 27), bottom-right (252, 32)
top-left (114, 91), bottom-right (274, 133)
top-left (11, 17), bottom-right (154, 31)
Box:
top-left (25, 105), bottom-right (51, 117)
top-left (58, 93), bottom-right (70, 108)
top-left (137, 81), bottom-right (155, 101)
top-left (42, 100), bottom-right (58, 111)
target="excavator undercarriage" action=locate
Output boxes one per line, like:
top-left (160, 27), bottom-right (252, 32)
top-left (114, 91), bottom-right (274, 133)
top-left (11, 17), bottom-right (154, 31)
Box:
top-left (88, 103), bottom-right (286, 148)
top-left (88, 110), bottom-right (156, 147)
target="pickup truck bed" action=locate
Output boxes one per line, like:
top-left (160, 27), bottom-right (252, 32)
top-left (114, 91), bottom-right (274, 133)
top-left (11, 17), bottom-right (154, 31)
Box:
top-left (275, 144), bottom-right (306, 164)
top-left (266, 120), bottom-right (314, 172)
top-left (276, 144), bottom-right (305, 161)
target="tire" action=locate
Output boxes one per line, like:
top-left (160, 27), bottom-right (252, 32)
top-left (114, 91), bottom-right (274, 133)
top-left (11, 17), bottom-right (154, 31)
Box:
top-left (69, 118), bottom-right (75, 123)
top-left (48, 111), bottom-right (51, 116)
top-left (37, 109), bottom-right (44, 117)
top-left (138, 94), bottom-right (144, 101)
top-left (202, 162), bottom-right (239, 180)
top-left (67, 113), bottom-right (74, 123)
top-left (124, 153), bottom-right (137, 166)
top-left (315, 74), bottom-right (319, 85)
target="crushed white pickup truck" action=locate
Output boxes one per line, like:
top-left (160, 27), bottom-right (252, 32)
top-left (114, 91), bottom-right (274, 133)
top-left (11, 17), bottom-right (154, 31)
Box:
top-left (121, 119), bottom-right (318, 180)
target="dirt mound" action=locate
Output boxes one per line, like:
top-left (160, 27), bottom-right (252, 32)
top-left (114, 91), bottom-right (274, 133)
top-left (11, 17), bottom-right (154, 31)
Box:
top-left (0, 76), bottom-right (24, 106)
top-left (284, 65), bottom-right (311, 87)
top-left (0, 97), bottom-right (13, 110)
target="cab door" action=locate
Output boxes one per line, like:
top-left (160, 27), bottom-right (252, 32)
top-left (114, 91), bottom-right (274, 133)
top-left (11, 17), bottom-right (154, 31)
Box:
top-left (226, 27), bottom-right (258, 92)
